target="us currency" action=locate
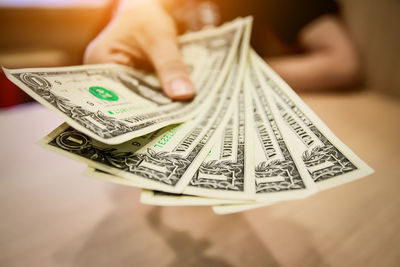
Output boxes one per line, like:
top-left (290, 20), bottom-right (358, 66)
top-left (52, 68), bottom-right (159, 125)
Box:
top-left (83, 167), bottom-right (142, 187)
top-left (182, 85), bottom-right (255, 200)
top-left (83, 83), bottom-right (255, 202)
top-left (3, 18), bottom-right (245, 145)
top-left (141, 190), bottom-right (247, 206)
top-left (252, 51), bottom-right (374, 190)
top-left (248, 61), bottom-right (316, 202)
top-left (40, 18), bottom-right (252, 193)
top-left (143, 67), bottom-right (316, 206)
top-left (150, 58), bottom-right (317, 207)
top-left (212, 202), bottom-right (274, 215)
top-left (198, 60), bottom-right (318, 205)
top-left (84, 167), bottom-right (245, 206)
top-left (212, 51), bottom-right (374, 214)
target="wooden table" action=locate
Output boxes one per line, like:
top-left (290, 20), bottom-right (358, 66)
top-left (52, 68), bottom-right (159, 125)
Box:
top-left (0, 91), bottom-right (399, 267)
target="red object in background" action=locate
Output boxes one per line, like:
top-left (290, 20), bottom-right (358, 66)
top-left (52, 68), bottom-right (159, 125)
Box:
top-left (0, 72), bottom-right (31, 108)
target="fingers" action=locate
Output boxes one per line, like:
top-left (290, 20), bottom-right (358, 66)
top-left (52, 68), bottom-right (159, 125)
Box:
top-left (84, 48), bottom-right (131, 66)
top-left (84, 1), bottom-right (196, 101)
top-left (84, 33), bottom-right (195, 101)
top-left (83, 39), bottom-right (108, 65)
top-left (86, 38), bottom-right (195, 101)
top-left (140, 36), bottom-right (196, 101)
top-left (84, 33), bottom-right (135, 65)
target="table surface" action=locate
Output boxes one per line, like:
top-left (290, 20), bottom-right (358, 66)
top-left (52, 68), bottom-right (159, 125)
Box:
top-left (0, 91), bottom-right (399, 267)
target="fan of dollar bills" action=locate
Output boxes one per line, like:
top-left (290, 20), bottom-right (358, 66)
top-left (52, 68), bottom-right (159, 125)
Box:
top-left (3, 17), bottom-right (373, 214)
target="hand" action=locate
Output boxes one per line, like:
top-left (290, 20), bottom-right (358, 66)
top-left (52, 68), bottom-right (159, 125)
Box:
top-left (84, 0), bottom-right (196, 101)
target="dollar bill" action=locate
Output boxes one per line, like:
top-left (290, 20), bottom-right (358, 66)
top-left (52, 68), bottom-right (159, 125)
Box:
top-left (249, 60), bottom-right (317, 202)
top-left (141, 189), bottom-right (247, 206)
top-left (150, 57), bottom-right (317, 206)
top-left (212, 202), bottom-right (274, 215)
top-left (84, 167), bottom-right (246, 206)
top-left (3, 18), bottom-right (246, 145)
top-left (83, 166), bottom-right (142, 187)
top-left (147, 57), bottom-right (317, 204)
top-left (39, 18), bottom-right (252, 193)
top-left (83, 59), bottom-right (255, 202)
top-left (212, 51), bottom-right (374, 214)
top-left (182, 85), bottom-right (255, 200)
top-left (252, 51), bottom-right (374, 190)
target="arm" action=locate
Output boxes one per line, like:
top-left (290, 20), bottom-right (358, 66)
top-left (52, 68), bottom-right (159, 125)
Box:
top-left (266, 15), bottom-right (361, 92)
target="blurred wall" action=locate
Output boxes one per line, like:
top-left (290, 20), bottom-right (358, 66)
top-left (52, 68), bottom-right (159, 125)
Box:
top-left (0, 0), bottom-right (398, 95)
top-left (339, 0), bottom-right (400, 96)
top-left (0, 4), bottom-right (112, 68)
top-left (0, 2), bottom-right (114, 107)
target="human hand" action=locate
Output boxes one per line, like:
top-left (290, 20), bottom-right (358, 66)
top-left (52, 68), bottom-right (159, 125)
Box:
top-left (84, 0), bottom-right (195, 101)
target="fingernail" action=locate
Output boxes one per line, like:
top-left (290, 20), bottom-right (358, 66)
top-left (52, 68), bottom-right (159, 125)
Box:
top-left (168, 78), bottom-right (195, 99)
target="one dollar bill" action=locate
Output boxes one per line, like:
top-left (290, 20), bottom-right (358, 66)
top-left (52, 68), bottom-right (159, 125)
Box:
top-left (39, 18), bottom-right (252, 194)
top-left (4, 18), bottom-right (246, 145)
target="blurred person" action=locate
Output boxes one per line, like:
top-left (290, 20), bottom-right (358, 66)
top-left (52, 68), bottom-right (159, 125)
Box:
top-left (84, 0), bottom-right (361, 100)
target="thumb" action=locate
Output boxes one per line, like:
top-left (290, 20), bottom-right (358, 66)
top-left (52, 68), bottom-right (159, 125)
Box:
top-left (143, 38), bottom-right (196, 101)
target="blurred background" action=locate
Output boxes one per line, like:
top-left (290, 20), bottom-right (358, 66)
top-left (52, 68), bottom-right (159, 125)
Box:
top-left (0, 1), bottom-right (399, 266)
top-left (0, 0), bottom-right (115, 107)
top-left (0, 0), bottom-right (399, 108)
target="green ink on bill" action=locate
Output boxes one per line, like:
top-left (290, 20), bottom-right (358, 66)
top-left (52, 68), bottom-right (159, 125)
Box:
top-left (89, 86), bottom-right (119, 101)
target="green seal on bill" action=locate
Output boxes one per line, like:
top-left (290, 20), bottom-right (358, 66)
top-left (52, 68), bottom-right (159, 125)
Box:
top-left (89, 86), bottom-right (119, 101)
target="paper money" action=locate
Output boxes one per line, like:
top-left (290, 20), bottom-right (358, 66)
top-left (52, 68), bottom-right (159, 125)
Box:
top-left (84, 167), bottom-right (245, 206)
top-left (182, 86), bottom-right (255, 200)
top-left (83, 166), bottom-right (142, 187)
top-left (248, 60), bottom-right (317, 202)
top-left (39, 18), bottom-right (252, 193)
top-left (211, 52), bottom-right (374, 214)
top-left (195, 58), bottom-right (318, 209)
top-left (141, 190), bottom-right (247, 206)
top-left (23, 17), bottom-right (373, 214)
top-left (252, 51), bottom-right (374, 190)
top-left (87, 57), bottom-right (319, 207)
top-left (3, 19), bottom-right (245, 145)
top-left (212, 202), bottom-right (274, 215)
